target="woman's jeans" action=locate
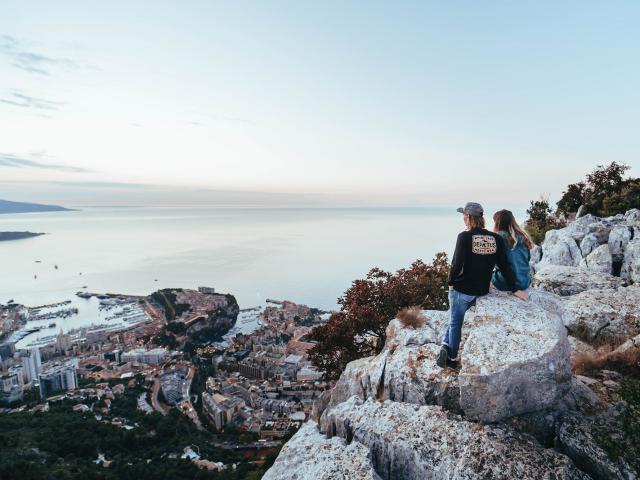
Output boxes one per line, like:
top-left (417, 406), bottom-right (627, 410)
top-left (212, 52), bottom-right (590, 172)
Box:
top-left (443, 288), bottom-right (477, 360)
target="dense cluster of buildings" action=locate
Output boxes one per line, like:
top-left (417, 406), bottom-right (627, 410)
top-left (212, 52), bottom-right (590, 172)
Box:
top-left (194, 300), bottom-right (329, 434)
top-left (1, 290), bottom-right (331, 460)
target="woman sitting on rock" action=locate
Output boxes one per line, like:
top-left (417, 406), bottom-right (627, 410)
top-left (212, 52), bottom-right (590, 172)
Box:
top-left (491, 209), bottom-right (534, 292)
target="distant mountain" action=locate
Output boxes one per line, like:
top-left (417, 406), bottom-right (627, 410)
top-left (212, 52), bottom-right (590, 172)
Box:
top-left (0, 199), bottom-right (73, 214)
top-left (0, 231), bottom-right (45, 241)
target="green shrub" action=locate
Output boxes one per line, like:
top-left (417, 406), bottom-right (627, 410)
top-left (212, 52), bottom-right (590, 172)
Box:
top-left (556, 162), bottom-right (635, 217)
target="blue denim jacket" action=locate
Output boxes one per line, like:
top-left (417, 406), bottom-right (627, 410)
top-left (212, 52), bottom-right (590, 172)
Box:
top-left (492, 233), bottom-right (531, 291)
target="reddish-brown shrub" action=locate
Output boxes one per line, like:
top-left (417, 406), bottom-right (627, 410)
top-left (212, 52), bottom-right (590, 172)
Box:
top-left (572, 346), bottom-right (640, 378)
top-left (308, 253), bottom-right (449, 380)
top-left (397, 306), bottom-right (425, 329)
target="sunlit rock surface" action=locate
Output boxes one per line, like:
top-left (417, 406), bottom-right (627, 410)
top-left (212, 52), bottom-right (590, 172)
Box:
top-left (262, 420), bottom-right (381, 480)
top-left (320, 397), bottom-right (588, 480)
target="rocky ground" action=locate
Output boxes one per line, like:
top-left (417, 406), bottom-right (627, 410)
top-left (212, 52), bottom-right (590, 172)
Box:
top-left (264, 209), bottom-right (640, 480)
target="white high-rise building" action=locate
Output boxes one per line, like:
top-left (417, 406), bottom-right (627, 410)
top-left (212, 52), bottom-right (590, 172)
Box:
top-left (20, 348), bottom-right (42, 383)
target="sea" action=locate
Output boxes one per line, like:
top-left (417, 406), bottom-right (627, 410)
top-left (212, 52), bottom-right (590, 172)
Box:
top-left (0, 205), bottom-right (526, 347)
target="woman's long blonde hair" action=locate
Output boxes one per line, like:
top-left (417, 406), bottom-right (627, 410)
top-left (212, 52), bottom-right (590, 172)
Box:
top-left (493, 209), bottom-right (534, 250)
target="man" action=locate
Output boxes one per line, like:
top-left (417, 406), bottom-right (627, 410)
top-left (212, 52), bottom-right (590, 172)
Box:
top-left (436, 202), bottom-right (528, 369)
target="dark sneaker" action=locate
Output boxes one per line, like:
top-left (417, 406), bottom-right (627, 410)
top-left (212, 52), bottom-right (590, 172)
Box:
top-left (448, 359), bottom-right (459, 370)
top-left (436, 345), bottom-right (449, 368)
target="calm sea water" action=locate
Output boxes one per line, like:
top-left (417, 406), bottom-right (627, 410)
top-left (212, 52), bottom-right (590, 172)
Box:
top-left (0, 205), bottom-right (526, 340)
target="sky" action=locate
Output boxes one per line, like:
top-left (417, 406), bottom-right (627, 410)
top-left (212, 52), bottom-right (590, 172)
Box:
top-left (1, 1), bottom-right (638, 207)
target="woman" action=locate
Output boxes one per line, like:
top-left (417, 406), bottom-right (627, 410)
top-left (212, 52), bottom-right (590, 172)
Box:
top-left (491, 209), bottom-right (534, 291)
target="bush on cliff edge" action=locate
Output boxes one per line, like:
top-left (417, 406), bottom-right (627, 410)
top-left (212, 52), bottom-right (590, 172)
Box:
top-left (307, 253), bottom-right (449, 380)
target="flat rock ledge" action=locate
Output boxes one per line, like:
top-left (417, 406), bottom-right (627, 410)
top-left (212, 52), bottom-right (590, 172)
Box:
top-left (319, 292), bottom-right (570, 424)
top-left (262, 420), bottom-right (381, 480)
top-left (533, 264), bottom-right (625, 296)
top-left (319, 397), bottom-right (588, 480)
top-left (561, 285), bottom-right (640, 343)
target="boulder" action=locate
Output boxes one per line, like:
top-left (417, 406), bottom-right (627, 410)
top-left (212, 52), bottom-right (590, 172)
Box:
top-left (561, 285), bottom-right (640, 343)
top-left (533, 265), bottom-right (624, 296)
top-left (322, 311), bottom-right (460, 414)
top-left (587, 222), bottom-right (612, 244)
top-left (579, 233), bottom-right (600, 258)
top-left (608, 225), bottom-right (634, 263)
top-left (322, 294), bottom-right (571, 424)
top-left (262, 420), bottom-right (381, 480)
top-left (579, 244), bottom-right (613, 274)
top-left (558, 412), bottom-right (636, 480)
top-left (625, 208), bottom-right (640, 225)
top-left (530, 244), bottom-right (542, 268)
top-left (620, 239), bottom-right (640, 283)
top-left (541, 229), bottom-right (583, 266)
top-left (458, 292), bottom-right (571, 422)
top-left (320, 397), bottom-right (588, 480)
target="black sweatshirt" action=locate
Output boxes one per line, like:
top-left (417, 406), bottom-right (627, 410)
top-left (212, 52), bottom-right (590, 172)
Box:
top-left (448, 227), bottom-right (518, 296)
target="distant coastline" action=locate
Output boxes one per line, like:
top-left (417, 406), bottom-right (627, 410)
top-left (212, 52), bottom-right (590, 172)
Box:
top-left (0, 199), bottom-right (74, 215)
top-left (0, 231), bottom-right (46, 241)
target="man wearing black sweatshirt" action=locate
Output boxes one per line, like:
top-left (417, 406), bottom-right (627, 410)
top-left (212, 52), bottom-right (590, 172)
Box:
top-left (436, 202), bottom-right (528, 369)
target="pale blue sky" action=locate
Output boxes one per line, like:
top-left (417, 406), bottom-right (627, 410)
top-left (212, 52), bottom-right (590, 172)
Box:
top-left (1, 1), bottom-right (638, 206)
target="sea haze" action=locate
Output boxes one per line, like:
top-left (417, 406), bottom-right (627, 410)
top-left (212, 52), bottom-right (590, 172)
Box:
top-left (0, 205), bottom-right (526, 311)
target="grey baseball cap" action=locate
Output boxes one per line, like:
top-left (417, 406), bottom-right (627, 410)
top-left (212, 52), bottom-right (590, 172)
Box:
top-left (456, 202), bottom-right (484, 217)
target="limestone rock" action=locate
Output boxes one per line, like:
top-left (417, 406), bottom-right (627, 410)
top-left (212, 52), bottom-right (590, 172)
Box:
top-left (587, 222), bottom-right (612, 244)
top-left (533, 265), bottom-right (624, 296)
top-left (262, 420), bottom-right (381, 480)
top-left (321, 397), bottom-right (588, 480)
top-left (579, 244), bottom-right (613, 274)
top-left (311, 389), bottom-right (332, 422)
top-left (323, 294), bottom-right (571, 424)
top-left (621, 239), bottom-right (640, 283)
top-left (561, 285), bottom-right (640, 343)
top-left (558, 412), bottom-right (636, 480)
top-left (579, 233), bottom-right (600, 258)
top-left (541, 229), bottom-right (583, 267)
top-left (458, 292), bottom-right (571, 422)
top-left (323, 312), bottom-right (460, 414)
top-left (530, 244), bottom-right (542, 267)
top-left (608, 225), bottom-right (634, 263)
top-left (625, 208), bottom-right (640, 225)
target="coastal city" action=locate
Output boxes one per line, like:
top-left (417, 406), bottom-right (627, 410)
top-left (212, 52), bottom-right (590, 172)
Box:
top-left (0, 286), bottom-right (331, 472)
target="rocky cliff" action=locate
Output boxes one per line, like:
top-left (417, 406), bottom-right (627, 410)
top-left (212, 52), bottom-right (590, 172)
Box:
top-left (264, 210), bottom-right (640, 480)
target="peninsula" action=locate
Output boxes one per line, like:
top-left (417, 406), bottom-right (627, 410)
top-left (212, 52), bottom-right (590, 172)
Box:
top-left (0, 199), bottom-right (73, 214)
top-left (0, 231), bottom-right (46, 241)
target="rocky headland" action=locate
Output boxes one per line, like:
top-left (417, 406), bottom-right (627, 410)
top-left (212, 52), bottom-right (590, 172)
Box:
top-left (263, 209), bottom-right (640, 480)
top-left (0, 199), bottom-right (72, 214)
top-left (0, 231), bottom-right (45, 241)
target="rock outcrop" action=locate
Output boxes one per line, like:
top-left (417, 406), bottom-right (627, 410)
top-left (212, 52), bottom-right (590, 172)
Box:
top-left (262, 420), bottom-right (381, 480)
top-left (533, 209), bottom-right (640, 282)
top-left (561, 286), bottom-right (640, 343)
top-left (320, 294), bottom-right (570, 423)
top-left (458, 293), bottom-right (570, 422)
top-left (533, 265), bottom-right (624, 296)
top-left (319, 397), bottom-right (587, 480)
top-left (264, 210), bottom-right (640, 480)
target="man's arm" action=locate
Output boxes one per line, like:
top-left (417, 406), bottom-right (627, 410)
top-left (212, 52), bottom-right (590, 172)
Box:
top-left (448, 232), bottom-right (467, 287)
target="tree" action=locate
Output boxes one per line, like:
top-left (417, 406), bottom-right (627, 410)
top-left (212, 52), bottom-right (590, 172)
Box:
top-left (555, 162), bottom-right (633, 216)
top-left (307, 253), bottom-right (449, 380)
top-left (556, 181), bottom-right (586, 215)
top-left (601, 179), bottom-right (640, 217)
top-left (524, 197), bottom-right (565, 244)
top-left (584, 162), bottom-right (630, 215)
